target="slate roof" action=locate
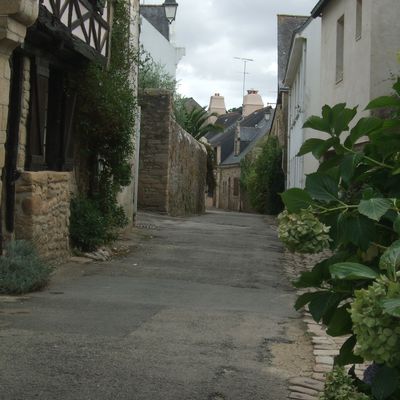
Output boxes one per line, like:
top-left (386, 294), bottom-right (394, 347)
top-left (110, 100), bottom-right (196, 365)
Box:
top-left (207, 107), bottom-right (274, 166)
top-left (277, 15), bottom-right (309, 91)
top-left (204, 112), bottom-right (242, 141)
top-left (140, 5), bottom-right (170, 40)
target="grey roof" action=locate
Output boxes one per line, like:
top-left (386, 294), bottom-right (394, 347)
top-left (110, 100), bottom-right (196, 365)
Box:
top-left (277, 15), bottom-right (309, 91)
top-left (183, 97), bottom-right (203, 113)
top-left (140, 5), bottom-right (170, 40)
top-left (204, 112), bottom-right (241, 141)
top-left (311, 0), bottom-right (331, 17)
top-left (208, 107), bottom-right (274, 166)
top-left (221, 128), bottom-right (268, 166)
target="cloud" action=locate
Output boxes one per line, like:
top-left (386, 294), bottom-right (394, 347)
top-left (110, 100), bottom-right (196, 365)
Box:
top-left (147, 0), bottom-right (318, 109)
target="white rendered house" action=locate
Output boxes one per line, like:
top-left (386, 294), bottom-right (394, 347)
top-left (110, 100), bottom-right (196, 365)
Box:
top-left (284, 17), bottom-right (322, 189)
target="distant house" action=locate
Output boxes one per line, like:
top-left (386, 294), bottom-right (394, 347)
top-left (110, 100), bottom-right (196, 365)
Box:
top-left (140, 4), bottom-right (185, 78)
top-left (270, 15), bottom-right (309, 187)
top-left (205, 91), bottom-right (273, 211)
top-left (284, 17), bottom-right (321, 189)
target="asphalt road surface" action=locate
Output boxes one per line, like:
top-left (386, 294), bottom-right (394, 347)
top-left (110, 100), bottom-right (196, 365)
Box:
top-left (0, 210), bottom-right (311, 400)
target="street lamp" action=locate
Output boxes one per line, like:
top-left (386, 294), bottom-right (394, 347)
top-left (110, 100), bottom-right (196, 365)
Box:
top-left (163, 0), bottom-right (178, 24)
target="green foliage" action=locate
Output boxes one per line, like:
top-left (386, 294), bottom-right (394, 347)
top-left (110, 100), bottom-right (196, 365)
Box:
top-left (138, 46), bottom-right (176, 93)
top-left (71, 0), bottom-right (136, 248)
top-left (350, 277), bottom-right (400, 367)
top-left (320, 367), bottom-right (371, 400)
top-left (0, 241), bottom-right (52, 294)
top-left (278, 209), bottom-right (331, 254)
top-left (240, 136), bottom-right (284, 215)
top-left (204, 143), bottom-right (216, 194)
top-left (175, 104), bottom-right (222, 140)
top-left (278, 78), bottom-right (400, 399)
top-left (70, 197), bottom-right (127, 252)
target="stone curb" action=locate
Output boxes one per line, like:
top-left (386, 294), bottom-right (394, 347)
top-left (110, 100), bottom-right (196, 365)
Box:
top-left (284, 250), bottom-right (368, 400)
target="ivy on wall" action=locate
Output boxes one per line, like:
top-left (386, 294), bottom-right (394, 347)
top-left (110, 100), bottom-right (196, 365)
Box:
top-left (70, 0), bottom-right (137, 251)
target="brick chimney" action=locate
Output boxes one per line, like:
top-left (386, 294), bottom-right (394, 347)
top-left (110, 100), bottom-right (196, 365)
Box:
top-left (242, 89), bottom-right (264, 117)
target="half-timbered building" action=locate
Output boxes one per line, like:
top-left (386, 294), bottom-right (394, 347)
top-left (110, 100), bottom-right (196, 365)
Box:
top-left (0, 0), bottom-right (139, 262)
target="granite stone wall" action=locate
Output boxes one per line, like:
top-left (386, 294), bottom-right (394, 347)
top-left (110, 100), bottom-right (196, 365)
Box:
top-left (15, 171), bottom-right (71, 262)
top-left (138, 89), bottom-right (207, 216)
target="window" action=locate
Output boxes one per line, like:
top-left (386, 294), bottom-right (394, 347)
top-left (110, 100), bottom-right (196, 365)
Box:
top-left (356, 0), bottom-right (362, 40)
top-left (26, 57), bottom-right (75, 171)
top-left (233, 178), bottom-right (239, 196)
top-left (336, 15), bottom-right (345, 83)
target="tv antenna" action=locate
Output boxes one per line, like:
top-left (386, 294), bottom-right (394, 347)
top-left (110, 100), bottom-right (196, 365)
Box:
top-left (234, 57), bottom-right (254, 96)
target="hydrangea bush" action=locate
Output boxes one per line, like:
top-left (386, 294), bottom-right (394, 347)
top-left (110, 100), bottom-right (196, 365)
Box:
top-left (278, 79), bottom-right (400, 399)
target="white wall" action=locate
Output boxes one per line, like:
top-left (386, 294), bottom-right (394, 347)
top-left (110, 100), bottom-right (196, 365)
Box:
top-left (140, 17), bottom-right (185, 78)
top-left (286, 18), bottom-right (322, 189)
top-left (370, 0), bottom-right (400, 100)
top-left (320, 0), bottom-right (399, 114)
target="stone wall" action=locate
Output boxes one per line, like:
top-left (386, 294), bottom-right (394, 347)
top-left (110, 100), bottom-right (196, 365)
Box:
top-left (138, 89), bottom-right (207, 216)
top-left (217, 165), bottom-right (241, 211)
top-left (15, 171), bottom-right (71, 262)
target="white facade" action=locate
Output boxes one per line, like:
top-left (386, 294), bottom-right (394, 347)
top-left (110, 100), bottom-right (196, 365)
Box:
top-left (140, 17), bottom-right (185, 78)
top-left (285, 18), bottom-right (322, 189)
top-left (285, 0), bottom-right (400, 189)
top-left (320, 0), bottom-right (400, 112)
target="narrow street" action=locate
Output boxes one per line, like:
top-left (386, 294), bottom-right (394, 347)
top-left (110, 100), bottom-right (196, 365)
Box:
top-left (0, 210), bottom-right (312, 400)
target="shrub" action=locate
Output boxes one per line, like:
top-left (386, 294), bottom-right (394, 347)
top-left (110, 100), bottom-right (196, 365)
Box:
top-left (350, 277), bottom-right (400, 367)
top-left (0, 241), bottom-right (52, 294)
top-left (278, 78), bottom-right (400, 399)
top-left (278, 209), bottom-right (331, 254)
top-left (321, 367), bottom-right (371, 400)
top-left (69, 197), bottom-right (127, 252)
top-left (240, 136), bottom-right (284, 215)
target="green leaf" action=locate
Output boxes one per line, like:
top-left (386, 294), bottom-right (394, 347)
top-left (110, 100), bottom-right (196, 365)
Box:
top-left (305, 173), bottom-right (339, 202)
top-left (340, 153), bottom-right (362, 184)
top-left (366, 95), bottom-right (400, 110)
top-left (338, 213), bottom-right (376, 251)
top-left (332, 104), bottom-right (358, 136)
top-left (358, 198), bottom-right (392, 221)
top-left (334, 335), bottom-right (364, 366)
top-left (294, 291), bottom-right (326, 311)
top-left (308, 291), bottom-right (342, 323)
top-left (344, 117), bottom-right (383, 147)
top-left (297, 138), bottom-right (325, 157)
top-left (393, 215), bottom-right (400, 235)
top-left (303, 116), bottom-right (332, 134)
top-left (326, 304), bottom-right (352, 336)
top-left (380, 240), bottom-right (400, 274)
top-left (329, 262), bottom-right (379, 280)
top-left (297, 137), bottom-right (338, 159)
top-left (381, 298), bottom-right (400, 318)
top-left (371, 366), bottom-right (399, 400)
top-left (280, 188), bottom-right (313, 213)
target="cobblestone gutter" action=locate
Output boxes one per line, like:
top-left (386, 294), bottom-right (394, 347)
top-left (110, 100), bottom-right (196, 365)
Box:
top-left (284, 251), bottom-right (368, 400)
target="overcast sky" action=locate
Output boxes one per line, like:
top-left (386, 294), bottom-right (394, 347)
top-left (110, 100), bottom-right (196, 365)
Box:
top-left (143, 0), bottom-right (318, 110)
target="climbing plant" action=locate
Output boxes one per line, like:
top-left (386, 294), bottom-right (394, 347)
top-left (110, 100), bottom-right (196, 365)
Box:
top-left (278, 78), bottom-right (400, 399)
top-left (70, 0), bottom-right (136, 250)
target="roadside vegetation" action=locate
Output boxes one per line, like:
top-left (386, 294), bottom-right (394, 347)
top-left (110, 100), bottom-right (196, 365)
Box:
top-left (70, 0), bottom-right (135, 251)
top-left (240, 136), bottom-right (284, 215)
top-left (278, 78), bottom-right (400, 399)
top-left (0, 241), bottom-right (52, 294)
